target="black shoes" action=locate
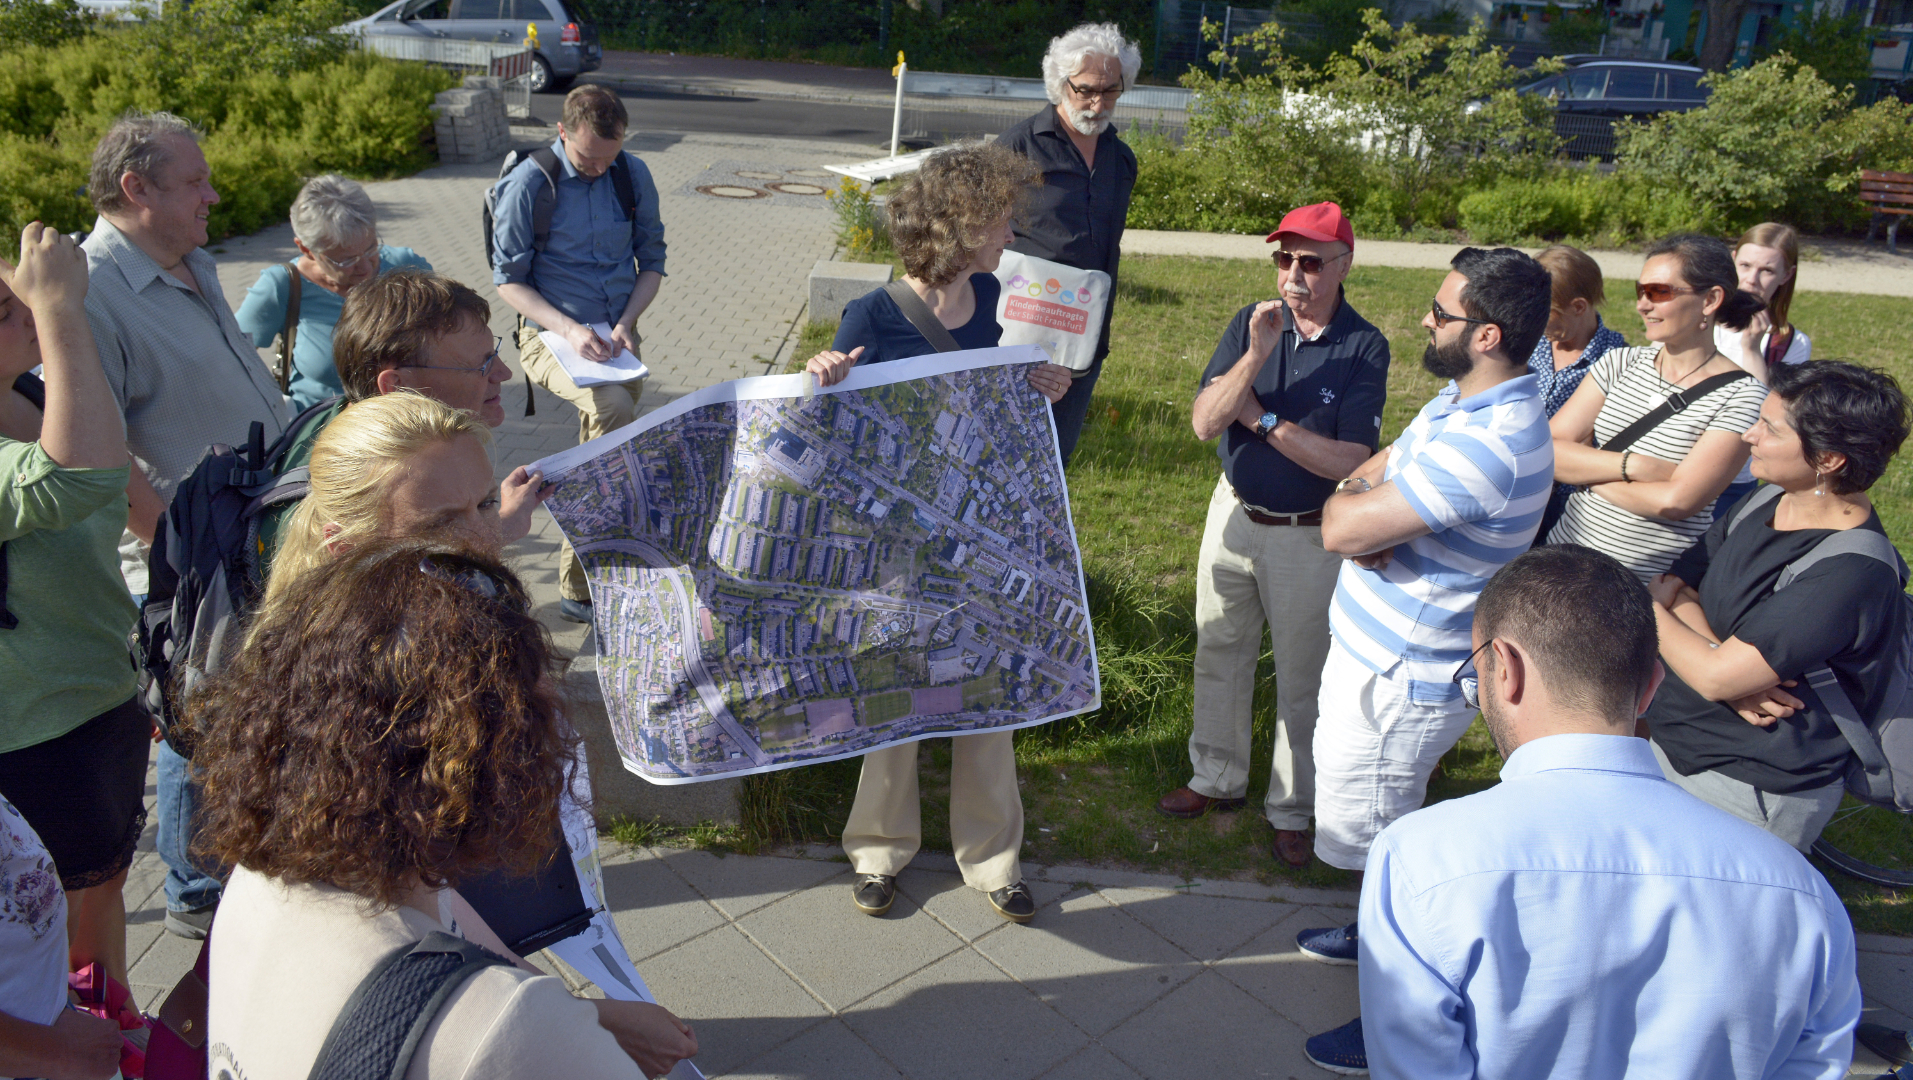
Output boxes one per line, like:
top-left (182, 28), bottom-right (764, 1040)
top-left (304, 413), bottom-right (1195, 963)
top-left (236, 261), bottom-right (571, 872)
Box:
top-left (164, 903), bottom-right (217, 940)
top-left (558, 597), bottom-right (594, 623)
top-left (988, 881), bottom-right (1036, 923)
top-left (852, 873), bottom-right (896, 916)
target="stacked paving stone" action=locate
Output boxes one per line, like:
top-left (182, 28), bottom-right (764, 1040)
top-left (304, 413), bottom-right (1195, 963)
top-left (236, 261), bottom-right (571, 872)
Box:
top-left (433, 76), bottom-right (509, 165)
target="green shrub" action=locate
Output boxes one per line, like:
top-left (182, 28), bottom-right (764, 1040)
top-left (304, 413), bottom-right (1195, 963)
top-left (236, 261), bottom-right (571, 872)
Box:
top-left (0, 0), bottom-right (92, 51)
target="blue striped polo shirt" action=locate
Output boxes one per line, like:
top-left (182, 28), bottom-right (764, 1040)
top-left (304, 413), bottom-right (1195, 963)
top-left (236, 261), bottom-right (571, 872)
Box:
top-left (1329, 374), bottom-right (1553, 702)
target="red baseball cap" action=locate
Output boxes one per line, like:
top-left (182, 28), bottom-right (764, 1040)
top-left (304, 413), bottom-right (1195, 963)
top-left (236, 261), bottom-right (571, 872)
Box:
top-left (1266, 201), bottom-right (1354, 252)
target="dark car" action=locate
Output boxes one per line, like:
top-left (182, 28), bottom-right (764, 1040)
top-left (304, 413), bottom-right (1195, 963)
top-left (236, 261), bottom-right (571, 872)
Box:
top-left (341, 0), bottom-right (603, 92)
top-left (1518, 58), bottom-right (1710, 158)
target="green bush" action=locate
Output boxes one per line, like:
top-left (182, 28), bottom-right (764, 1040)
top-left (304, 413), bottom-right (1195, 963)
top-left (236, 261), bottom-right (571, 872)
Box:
top-left (0, 0), bottom-right (92, 51)
top-left (1455, 170), bottom-right (1711, 245)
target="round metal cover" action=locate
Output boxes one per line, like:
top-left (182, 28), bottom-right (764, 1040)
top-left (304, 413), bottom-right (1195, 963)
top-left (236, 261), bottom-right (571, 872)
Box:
top-left (697, 185), bottom-right (769, 199)
top-left (734, 170), bottom-right (784, 180)
top-left (767, 182), bottom-right (828, 195)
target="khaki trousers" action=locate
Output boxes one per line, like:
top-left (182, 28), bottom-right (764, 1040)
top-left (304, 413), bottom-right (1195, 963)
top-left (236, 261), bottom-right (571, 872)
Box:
top-left (1188, 476), bottom-right (1342, 830)
top-left (842, 731), bottom-right (1024, 893)
top-left (516, 325), bottom-right (644, 601)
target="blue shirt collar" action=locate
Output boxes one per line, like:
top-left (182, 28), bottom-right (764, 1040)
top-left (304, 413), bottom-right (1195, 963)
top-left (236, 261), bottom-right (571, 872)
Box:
top-left (548, 138), bottom-right (586, 182)
top-left (1440, 372), bottom-right (1540, 413)
top-left (1500, 732), bottom-right (1665, 782)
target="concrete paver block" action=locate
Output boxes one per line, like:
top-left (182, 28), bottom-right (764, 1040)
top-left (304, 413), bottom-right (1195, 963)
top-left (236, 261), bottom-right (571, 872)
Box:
top-left (841, 949), bottom-right (1086, 1080)
top-left (736, 878), bottom-right (966, 1009)
top-left (971, 891), bottom-right (1203, 1036)
top-left (724, 1018), bottom-right (906, 1080)
top-left (1039, 1043), bottom-right (1148, 1080)
top-left (656, 848), bottom-right (847, 920)
top-left (807, 260), bottom-right (892, 326)
top-left (1857, 950), bottom-right (1913, 1017)
top-left (639, 924), bottom-right (831, 1077)
top-left (1097, 887), bottom-right (1299, 963)
top-left (1099, 969), bottom-right (1314, 1079)
top-left (895, 868), bottom-right (1075, 944)
top-left (1211, 905), bottom-right (1362, 1035)
top-left (600, 848), bottom-right (729, 962)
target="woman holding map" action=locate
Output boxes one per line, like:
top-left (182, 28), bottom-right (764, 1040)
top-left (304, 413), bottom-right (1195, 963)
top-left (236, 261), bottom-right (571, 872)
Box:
top-left (804, 142), bottom-right (1065, 924)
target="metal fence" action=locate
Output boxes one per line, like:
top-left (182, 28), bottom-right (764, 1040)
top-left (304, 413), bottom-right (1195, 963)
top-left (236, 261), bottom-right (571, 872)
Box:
top-left (894, 71), bottom-right (1191, 146)
top-left (353, 34), bottom-right (537, 118)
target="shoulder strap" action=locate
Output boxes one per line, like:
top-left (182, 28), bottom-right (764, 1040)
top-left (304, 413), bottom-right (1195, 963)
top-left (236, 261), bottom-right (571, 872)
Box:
top-left (306, 931), bottom-right (511, 1080)
top-left (611, 151), bottom-right (638, 219)
top-left (1777, 527), bottom-right (1908, 590)
top-left (882, 280), bottom-right (962, 354)
top-left (1601, 369), bottom-right (1752, 455)
top-left (277, 263), bottom-right (302, 395)
top-left (11, 372), bottom-right (44, 412)
top-left (528, 147), bottom-right (562, 252)
top-left (1727, 480), bottom-right (1785, 535)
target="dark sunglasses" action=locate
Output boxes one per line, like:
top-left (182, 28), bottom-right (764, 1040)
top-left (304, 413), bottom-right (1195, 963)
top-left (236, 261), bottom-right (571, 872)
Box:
top-left (1430, 298), bottom-right (1491, 330)
top-left (1634, 282), bottom-right (1705, 303)
top-left (1453, 638), bottom-right (1495, 710)
top-left (1273, 250), bottom-right (1346, 275)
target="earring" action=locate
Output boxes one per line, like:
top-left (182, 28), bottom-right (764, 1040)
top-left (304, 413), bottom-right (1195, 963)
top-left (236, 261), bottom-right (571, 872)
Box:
top-left (1813, 472), bottom-right (1829, 496)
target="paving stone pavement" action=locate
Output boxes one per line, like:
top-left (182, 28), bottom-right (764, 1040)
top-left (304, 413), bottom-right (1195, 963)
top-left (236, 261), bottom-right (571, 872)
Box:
top-left (111, 128), bottom-right (1913, 1078)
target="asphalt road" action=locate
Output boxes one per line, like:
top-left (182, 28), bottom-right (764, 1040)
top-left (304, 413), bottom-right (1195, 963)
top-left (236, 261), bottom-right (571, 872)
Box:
top-left (523, 85), bottom-right (1006, 147)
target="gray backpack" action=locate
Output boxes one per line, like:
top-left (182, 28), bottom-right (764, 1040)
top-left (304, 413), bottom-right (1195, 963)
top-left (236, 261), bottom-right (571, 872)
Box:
top-left (1729, 484), bottom-right (1913, 812)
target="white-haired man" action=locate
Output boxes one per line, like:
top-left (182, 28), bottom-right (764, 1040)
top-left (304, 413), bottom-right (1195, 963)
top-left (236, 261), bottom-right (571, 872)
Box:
top-left (996, 21), bottom-right (1140, 467)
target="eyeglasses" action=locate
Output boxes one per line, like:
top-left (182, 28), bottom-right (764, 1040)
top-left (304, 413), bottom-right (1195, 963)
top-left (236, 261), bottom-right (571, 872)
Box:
top-left (1634, 282), bottom-right (1704, 303)
top-left (312, 236), bottom-right (380, 271)
top-left (1273, 250), bottom-right (1348, 275)
top-left (401, 336), bottom-right (503, 378)
top-left (1430, 298), bottom-right (1491, 330)
top-left (1066, 78), bottom-right (1124, 101)
top-left (1453, 638), bottom-right (1495, 710)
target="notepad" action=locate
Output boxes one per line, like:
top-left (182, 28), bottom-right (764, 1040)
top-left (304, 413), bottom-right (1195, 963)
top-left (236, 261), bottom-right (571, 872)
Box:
top-left (537, 322), bottom-right (649, 387)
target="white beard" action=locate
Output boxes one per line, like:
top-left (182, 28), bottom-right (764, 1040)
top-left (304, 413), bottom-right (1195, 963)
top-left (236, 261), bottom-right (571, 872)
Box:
top-left (1066, 106), bottom-right (1111, 136)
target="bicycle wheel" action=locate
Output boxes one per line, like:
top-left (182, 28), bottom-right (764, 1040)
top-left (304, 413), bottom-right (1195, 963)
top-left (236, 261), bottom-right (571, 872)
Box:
top-left (1810, 797), bottom-right (1913, 888)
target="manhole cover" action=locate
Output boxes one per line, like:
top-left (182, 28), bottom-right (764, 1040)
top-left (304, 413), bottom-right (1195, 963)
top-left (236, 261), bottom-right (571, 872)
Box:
top-left (787, 169), bottom-right (834, 178)
top-left (697, 185), bottom-right (769, 199)
top-left (767, 182), bottom-right (828, 195)
top-left (734, 170), bottom-right (784, 180)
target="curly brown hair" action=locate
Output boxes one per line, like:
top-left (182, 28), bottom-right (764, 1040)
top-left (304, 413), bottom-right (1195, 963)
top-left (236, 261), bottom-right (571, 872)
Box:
top-left (886, 142), bottom-right (1042, 288)
top-left (190, 540), bottom-right (576, 910)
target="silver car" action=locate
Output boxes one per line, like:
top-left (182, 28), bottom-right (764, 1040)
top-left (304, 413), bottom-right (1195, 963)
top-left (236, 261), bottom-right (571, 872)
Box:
top-left (340, 0), bottom-right (602, 92)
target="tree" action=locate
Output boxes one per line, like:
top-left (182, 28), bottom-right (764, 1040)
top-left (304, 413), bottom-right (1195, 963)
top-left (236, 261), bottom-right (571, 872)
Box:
top-left (1756, 6), bottom-right (1873, 87)
top-left (1696, 0), bottom-right (1750, 71)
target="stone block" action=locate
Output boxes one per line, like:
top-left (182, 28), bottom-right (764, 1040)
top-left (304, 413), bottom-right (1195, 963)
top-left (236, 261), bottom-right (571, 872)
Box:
top-left (565, 668), bottom-right (741, 827)
top-left (807, 260), bottom-right (892, 325)
top-left (464, 74), bottom-right (503, 91)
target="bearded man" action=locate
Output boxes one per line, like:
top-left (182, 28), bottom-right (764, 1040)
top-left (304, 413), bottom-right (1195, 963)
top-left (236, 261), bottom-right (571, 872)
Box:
top-left (996, 22), bottom-right (1141, 466)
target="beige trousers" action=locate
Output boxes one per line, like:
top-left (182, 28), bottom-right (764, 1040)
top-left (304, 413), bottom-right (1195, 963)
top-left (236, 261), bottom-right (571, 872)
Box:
top-left (841, 731), bottom-right (1024, 893)
top-left (516, 325), bottom-right (644, 601)
top-left (1188, 476), bottom-right (1342, 830)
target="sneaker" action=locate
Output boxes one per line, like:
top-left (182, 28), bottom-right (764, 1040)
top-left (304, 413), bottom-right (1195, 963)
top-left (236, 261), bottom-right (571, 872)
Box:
top-left (1304, 1017), bottom-right (1368, 1075)
top-left (851, 873), bottom-right (895, 916)
top-left (164, 903), bottom-right (217, 940)
top-left (988, 881), bottom-right (1036, 923)
top-left (559, 597), bottom-right (594, 624)
top-left (1297, 921), bottom-right (1359, 965)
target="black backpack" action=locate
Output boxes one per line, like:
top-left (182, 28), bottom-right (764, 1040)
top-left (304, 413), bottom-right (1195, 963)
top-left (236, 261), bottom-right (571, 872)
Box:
top-left (133, 398), bottom-right (338, 756)
top-left (306, 932), bottom-right (512, 1080)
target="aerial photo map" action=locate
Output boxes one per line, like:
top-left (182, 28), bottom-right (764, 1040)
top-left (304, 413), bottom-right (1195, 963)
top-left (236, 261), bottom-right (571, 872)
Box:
top-left (535, 346), bottom-right (1102, 784)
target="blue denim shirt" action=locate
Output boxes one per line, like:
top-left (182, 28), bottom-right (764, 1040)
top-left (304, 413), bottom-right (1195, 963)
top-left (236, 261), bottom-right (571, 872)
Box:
top-left (1525, 314), bottom-right (1626, 418)
top-left (490, 139), bottom-right (667, 327)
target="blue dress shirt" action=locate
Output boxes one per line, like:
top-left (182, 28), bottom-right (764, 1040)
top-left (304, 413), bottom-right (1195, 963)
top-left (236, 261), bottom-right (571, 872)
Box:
top-left (490, 139), bottom-right (667, 328)
top-left (1360, 733), bottom-right (1859, 1080)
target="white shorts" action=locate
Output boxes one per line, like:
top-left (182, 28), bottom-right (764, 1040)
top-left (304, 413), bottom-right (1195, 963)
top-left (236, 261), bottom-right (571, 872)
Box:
top-left (1311, 639), bottom-right (1477, 871)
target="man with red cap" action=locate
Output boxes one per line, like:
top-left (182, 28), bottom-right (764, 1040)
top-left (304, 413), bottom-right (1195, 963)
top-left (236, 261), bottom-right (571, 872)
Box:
top-left (1157, 202), bottom-right (1390, 869)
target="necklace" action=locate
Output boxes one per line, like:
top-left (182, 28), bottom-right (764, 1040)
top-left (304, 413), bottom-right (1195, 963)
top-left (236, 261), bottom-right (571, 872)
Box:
top-left (1655, 347), bottom-right (1716, 388)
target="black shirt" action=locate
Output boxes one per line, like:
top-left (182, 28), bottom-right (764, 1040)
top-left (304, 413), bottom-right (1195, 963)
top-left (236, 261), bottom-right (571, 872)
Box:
top-left (1649, 493), bottom-right (1904, 793)
top-left (995, 106), bottom-right (1137, 362)
top-left (1199, 295), bottom-right (1390, 514)
top-left (831, 274), bottom-right (1003, 366)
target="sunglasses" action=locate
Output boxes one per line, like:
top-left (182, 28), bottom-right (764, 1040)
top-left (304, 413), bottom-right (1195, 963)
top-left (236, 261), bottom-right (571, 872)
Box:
top-left (1634, 282), bottom-right (1705, 303)
top-left (1452, 638), bottom-right (1495, 710)
top-left (1273, 250), bottom-right (1347, 275)
top-left (1430, 298), bottom-right (1491, 330)
top-left (401, 335), bottom-right (503, 378)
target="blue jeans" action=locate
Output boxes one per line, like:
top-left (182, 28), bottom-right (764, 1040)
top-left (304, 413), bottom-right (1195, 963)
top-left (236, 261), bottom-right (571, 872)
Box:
top-left (1049, 352), bottom-right (1104, 469)
top-left (156, 739), bottom-right (222, 912)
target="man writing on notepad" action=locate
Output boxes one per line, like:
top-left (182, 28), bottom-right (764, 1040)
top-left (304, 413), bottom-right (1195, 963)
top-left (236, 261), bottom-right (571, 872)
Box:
top-left (493, 83), bottom-right (665, 624)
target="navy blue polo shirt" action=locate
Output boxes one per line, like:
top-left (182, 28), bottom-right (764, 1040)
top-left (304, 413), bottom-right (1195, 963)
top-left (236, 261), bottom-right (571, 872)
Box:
top-left (1200, 293), bottom-right (1391, 514)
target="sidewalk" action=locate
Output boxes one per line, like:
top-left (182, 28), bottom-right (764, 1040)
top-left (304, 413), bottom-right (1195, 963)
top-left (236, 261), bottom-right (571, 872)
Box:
top-left (594, 50), bottom-right (902, 106)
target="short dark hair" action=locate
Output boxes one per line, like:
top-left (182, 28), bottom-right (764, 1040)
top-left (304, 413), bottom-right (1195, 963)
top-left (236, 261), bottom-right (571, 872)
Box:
top-left (1643, 233), bottom-right (1765, 332)
top-left (1450, 247), bottom-right (1553, 364)
top-left (333, 269), bottom-right (491, 402)
top-left (1767, 360), bottom-right (1911, 495)
top-left (562, 84), bottom-right (627, 139)
top-left (1475, 545), bottom-right (1657, 722)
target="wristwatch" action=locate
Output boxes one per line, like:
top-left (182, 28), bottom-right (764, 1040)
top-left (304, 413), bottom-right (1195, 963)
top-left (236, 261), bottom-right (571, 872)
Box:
top-left (1253, 412), bottom-right (1280, 439)
top-left (1335, 477), bottom-right (1372, 495)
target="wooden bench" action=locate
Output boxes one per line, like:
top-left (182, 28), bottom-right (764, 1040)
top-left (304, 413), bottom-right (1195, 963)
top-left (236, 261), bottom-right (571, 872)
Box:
top-left (1861, 169), bottom-right (1913, 251)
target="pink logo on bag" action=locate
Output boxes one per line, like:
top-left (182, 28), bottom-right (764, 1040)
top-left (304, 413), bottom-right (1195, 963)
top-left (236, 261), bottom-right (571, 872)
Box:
top-left (1004, 296), bottom-right (1088, 335)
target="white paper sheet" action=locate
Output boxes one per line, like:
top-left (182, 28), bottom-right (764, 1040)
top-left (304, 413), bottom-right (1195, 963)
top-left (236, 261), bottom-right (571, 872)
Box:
top-left (538, 322), bottom-right (650, 388)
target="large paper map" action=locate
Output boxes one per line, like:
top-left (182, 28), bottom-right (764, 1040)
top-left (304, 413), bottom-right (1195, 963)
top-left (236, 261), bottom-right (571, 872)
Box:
top-left (532, 346), bottom-right (1101, 784)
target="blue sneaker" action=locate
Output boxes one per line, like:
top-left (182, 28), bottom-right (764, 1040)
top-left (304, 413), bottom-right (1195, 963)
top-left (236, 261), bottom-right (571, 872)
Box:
top-left (1305, 1017), bottom-right (1368, 1075)
top-left (1297, 921), bottom-right (1359, 965)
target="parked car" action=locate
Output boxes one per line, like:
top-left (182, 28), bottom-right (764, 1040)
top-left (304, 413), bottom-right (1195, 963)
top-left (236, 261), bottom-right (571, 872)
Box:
top-left (1518, 58), bottom-right (1710, 158)
top-left (338, 0), bottom-right (602, 92)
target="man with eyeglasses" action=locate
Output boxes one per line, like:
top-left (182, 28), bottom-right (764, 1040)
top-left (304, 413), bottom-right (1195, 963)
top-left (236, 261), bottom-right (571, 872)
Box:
top-left (995, 22), bottom-right (1141, 466)
top-left (1158, 201), bottom-right (1390, 873)
top-left (1295, 246), bottom-right (1554, 1075)
top-left (1355, 545), bottom-right (1859, 1080)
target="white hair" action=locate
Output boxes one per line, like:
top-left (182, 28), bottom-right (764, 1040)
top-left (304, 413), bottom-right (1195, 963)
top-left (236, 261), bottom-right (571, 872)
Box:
top-left (290, 174), bottom-right (376, 251)
top-left (1040, 23), bottom-right (1143, 106)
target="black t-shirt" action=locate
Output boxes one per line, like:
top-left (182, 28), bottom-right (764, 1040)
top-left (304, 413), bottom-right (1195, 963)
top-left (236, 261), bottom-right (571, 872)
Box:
top-left (832, 274), bottom-right (1003, 366)
top-left (1199, 295), bottom-right (1390, 514)
top-left (1648, 492), bottom-right (1904, 793)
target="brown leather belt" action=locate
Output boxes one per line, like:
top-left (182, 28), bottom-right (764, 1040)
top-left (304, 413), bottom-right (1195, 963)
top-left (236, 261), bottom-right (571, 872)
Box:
top-left (1241, 504), bottom-right (1323, 526)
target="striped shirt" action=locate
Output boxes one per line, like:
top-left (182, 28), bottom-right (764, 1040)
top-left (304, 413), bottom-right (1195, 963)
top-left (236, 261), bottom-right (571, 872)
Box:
top-left (1330, 374), bottom-right (1553, 702)
top-left (82, 217), bottom-right (289, 592)
top-left (1546, 344), bottom-right (1765, 581)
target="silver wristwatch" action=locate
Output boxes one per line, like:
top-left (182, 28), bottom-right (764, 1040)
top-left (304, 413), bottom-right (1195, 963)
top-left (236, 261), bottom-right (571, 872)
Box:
top-left (1253, 412), bottom-right (1280, 439)
top-left (1335, 477), bottom-right (1372, 495)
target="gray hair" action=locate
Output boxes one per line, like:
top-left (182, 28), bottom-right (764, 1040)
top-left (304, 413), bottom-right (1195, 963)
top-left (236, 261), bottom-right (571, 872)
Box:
top-left (1040, 23), bottom-right (1142, 106)
top-left (291, 174), bottom-right (377, 251)
top-left (88, 111), bottom-right (199, 214)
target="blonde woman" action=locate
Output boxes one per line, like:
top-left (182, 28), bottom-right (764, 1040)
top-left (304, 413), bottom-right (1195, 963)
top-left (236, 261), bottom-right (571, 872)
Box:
top-left (1714, 222), bottom-right (1810, 510)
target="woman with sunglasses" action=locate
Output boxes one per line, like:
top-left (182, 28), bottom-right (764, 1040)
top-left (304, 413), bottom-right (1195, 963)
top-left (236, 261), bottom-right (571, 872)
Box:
top-left (198, 540), bottom-right (690, 1079)
top-left (235, 175), bottom-right (433, 412)
top-left (1545, 234), bottom-right (1768, 580)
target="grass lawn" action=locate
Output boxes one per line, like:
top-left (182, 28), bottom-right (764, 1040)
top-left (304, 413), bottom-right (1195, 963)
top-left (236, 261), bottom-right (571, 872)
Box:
top-left (648, 255), bottom-right (1913, 935)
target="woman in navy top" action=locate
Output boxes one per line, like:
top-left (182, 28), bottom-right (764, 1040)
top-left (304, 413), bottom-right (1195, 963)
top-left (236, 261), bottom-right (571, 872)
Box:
top-left (803, 143), bottom-right (1068, 928)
